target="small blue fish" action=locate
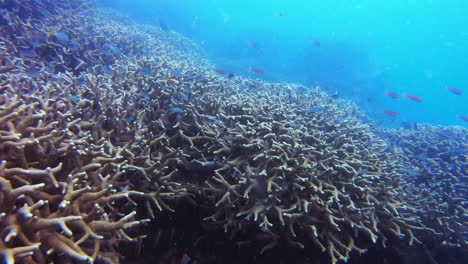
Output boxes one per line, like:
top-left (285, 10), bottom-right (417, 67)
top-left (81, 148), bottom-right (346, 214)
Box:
top-left (290, 121), bottom-right (298, 127)
top-left (169, 107), bottom-right (183, 113)
top-left (296, 86), bottom-right (308, 93)
top-left (184, 86), bottom-right (192, 93)
top-left (67, 43), bottom-right (79, 51)
top-left (142, 91), bottom-right (150, 100)
top-left (76, 78), bottom-right (86, 85)
top-left (46, 61), bottom-right (56, 73)
top-left (76, 12), bottom-right (87, 18)
top-left (434, 129), bottom-right (456, 139)
top-left (143, 50), bottom-right (151, 56)
top-left (102, 49), bottom-right (112, 56)
top-left (107, 44), bottom-right (121, 54)
top-left (357, 169), bottom-right (369, 175)
top-left (21, 49), bottom-right (38, 58)
top-left (129, 35), bottom-right (145, 42)
top-left (25, 68), bottom-right (41, 78)
top-left (37, 7), bottom-right (52, 18)
top-left (449, 163), bottom-right (457, 171)
top-left (159, 19), bottom-right (169, 32)
top-left (406, 169), bottom-right (417, 177)
top-left (401, 121), bottom-right (417, 130)
top-left (417, 154), bottom-right (427, 161)
top-left (170, 68), bottom-right (183, 78)
top-left (214, 119), bottom-right (222, 125)
top-left (140, 68), bottom-right (153, 76)
top-left (27, 84), bottom-right (38, 95)
top-left (453, 147), bottom-right (467, 154)
top-left (101, 65), bottom-right (113, 74)
top-left (124, 115), bottom-right (135, 124)
top-left (68, 95), bottom-right (81, 102)
top-left (27, 39), bottom-right (42, 48)
top-left (309, 106), bottom-right (324, 112)
top-left (336, 115), bottom-right (346, 121)
top-left (55, 32), bottom-right (69, 43)
top-left (195, 73), bottom-right (205, 82)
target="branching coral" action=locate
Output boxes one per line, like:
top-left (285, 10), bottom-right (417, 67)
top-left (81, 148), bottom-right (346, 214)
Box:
top-left (1, 0), bottom-right (466, 263)
top-left (0, 82), bottom-right (155, 263)
top-left (144, 79), bottom-right (435, 263)
top-left (0, 2), bottom-right (184, 262)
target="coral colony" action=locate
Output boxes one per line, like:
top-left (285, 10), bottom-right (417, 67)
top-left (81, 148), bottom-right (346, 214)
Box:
top-left (0, 1), bottom-right (466, 263)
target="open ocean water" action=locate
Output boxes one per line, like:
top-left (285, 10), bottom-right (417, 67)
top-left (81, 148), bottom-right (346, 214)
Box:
top-left (0, 0), bottom-right (466, 264)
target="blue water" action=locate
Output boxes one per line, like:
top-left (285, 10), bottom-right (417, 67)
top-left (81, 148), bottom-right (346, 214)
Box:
top-left (96, 0), bottom-right (468, 128)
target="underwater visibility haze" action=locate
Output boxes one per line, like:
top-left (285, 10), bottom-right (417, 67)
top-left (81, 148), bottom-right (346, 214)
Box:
top-left (0, 0), bottom-right (467, 264)
top-left (97, 0), bottom-right (468, 128)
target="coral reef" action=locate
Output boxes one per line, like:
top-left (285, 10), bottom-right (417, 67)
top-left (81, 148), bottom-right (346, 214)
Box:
top-left (0, 75), bottom-right (153, 262)
top-left (1, 0), bottom-right (466, 263)
top-left (144, 79), bottom-right (431, 263)
top-left (381, 125), bottom-right (467, 248)
top-left (0, 1), bottom-right (183, 262)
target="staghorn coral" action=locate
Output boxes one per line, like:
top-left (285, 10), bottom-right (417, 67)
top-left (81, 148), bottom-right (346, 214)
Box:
top-left (1, 0), bottom-right (466, 263)
top-left (380, 125), bottom-right (468, 248)
top-left (92, 41), bottom-right (446, 260)
top-left (0, 1), bottom-right (195, 262)
top-left (0, 80), bottom-right (153, 263)
top-left (138, 76), bottom-right (434, 263)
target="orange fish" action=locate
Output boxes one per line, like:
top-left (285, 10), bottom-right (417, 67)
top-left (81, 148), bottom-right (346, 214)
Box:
top-left (385, 91), bottom-right (399, 99)
top-left (310, 38), bottom-right (320, 47)
top-left (457, 115), bottom-right (468, 122)
top-left (249, 67), bottom-right (265, 74)
top-left (402, 94), bottom-right (423, 102)
top-left (446, 85), bottom-right (463, 95)
top-left (381, 110), bottom-right (399, 117)
top-left (245, 40), bottom-right (261, 49)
